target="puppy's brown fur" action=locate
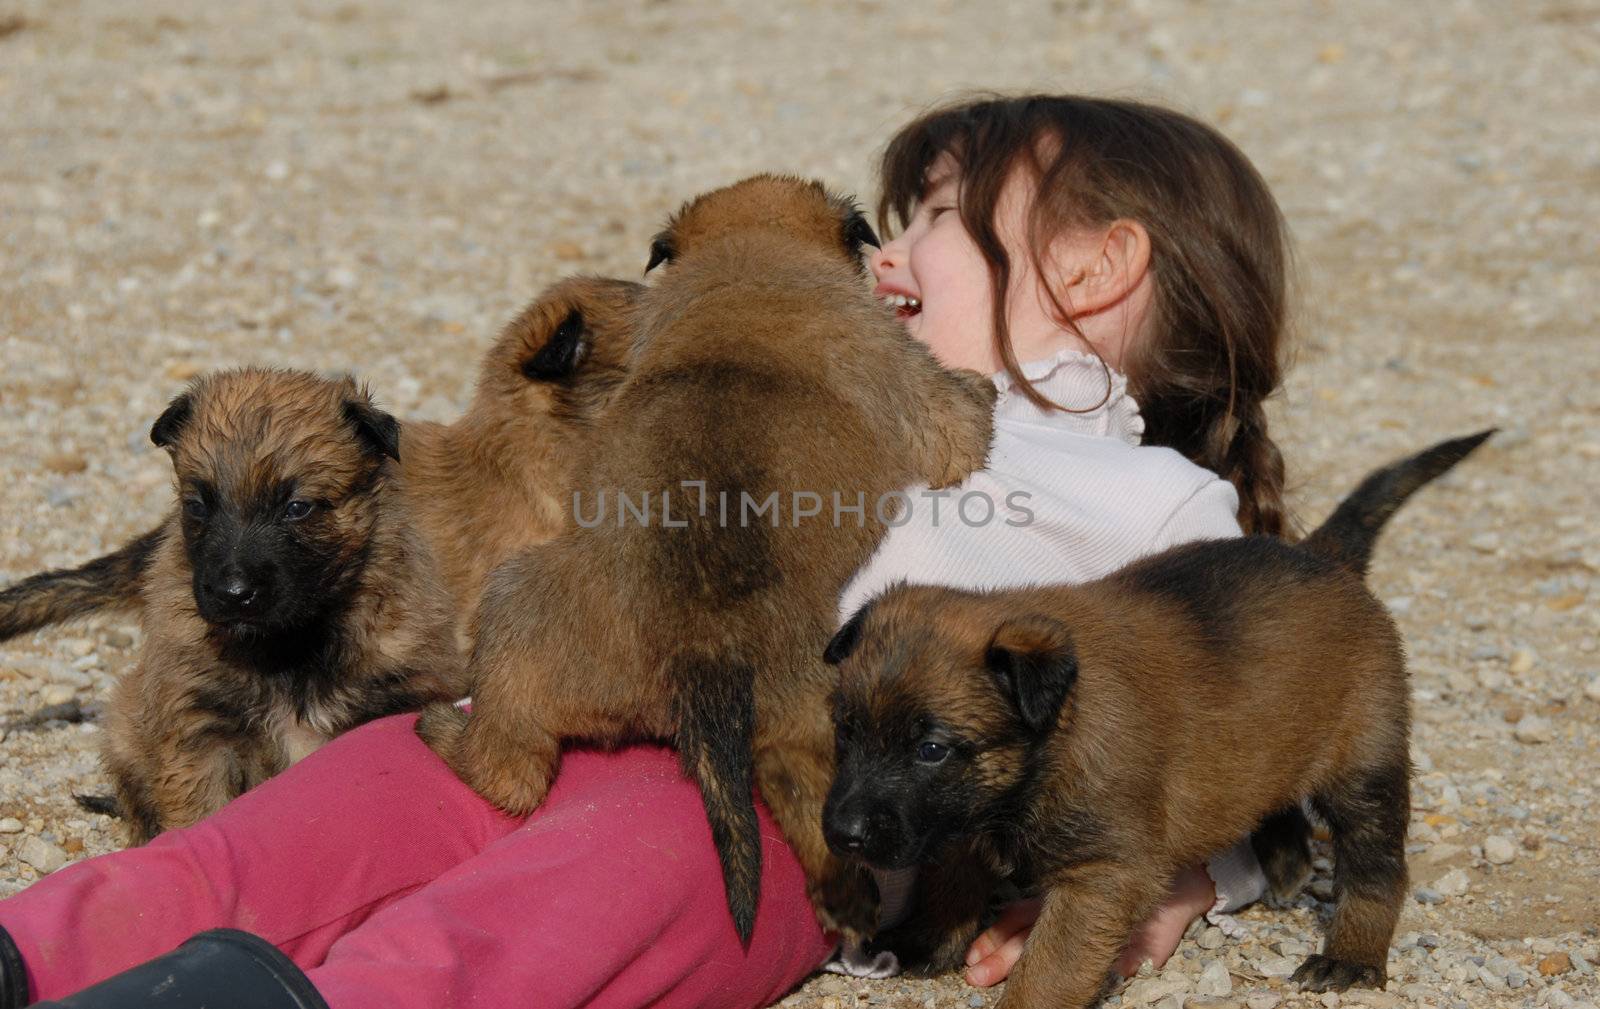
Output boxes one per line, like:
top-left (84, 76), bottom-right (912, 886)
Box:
top-left (822, 431), bottom-right (1494, 1007)
top-left (104, 368), bottom-right (465, 842)
top-left (400, 276), bottom-right (640, 629)
top-left (0, 277), bottom-right (639, 647)
top-left (419, 175), bottom-right (998, 941)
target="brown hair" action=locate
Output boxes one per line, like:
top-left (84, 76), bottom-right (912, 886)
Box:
top-left (879, 94), bottom-right (1294, 537)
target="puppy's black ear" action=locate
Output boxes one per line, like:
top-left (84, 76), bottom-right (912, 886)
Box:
top-left (985, 615), bottom-right (1077, 734)
top-left (342, 399), bottom-right (402, 463)
top-left (522, 309), bottom-right (587, 381)
top-left (824, 601), bottom-right (875, 665)
top-left (645, 232), bottom-right (675, 273)
top-left (843, 212), bottom-right (880, 252)
top-left (150, 392), bottom-right (194, 449)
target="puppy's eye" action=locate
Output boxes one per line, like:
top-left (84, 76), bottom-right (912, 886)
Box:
top-left (283, 499), bottom-right (315, 522)
top-left (916, 741), bottom-right (950, 764)
top-left (183, 498), bottom-right (208, 521)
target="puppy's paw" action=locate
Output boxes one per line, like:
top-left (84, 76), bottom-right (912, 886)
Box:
top-left (808, 862), bottom-right (881, 941)
top-left (1252, 807), bottom-right (1313, 904)
top-left (1291, 954), bottom-right (1385, 992)
top-left (415, 702), bottom-right (469, 762)
top-left (924, 369), bottom-right (997, 489)
top-left (421, 704), bottom-right (557, 814)
top-left (952, 367), bottom-right (1000, 411)
top-left (873, 920), bottom-right (974, 976)
top-left (1260, 844), bottom-right (1313, 904)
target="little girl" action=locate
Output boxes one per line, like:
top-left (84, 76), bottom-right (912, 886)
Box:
top-left (0, 93), bottom-right (1293, 1009)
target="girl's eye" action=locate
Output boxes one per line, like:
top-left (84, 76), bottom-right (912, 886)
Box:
top-left (283, 500), bottom-right (315, 522)
top-left (916, 740), bottom-right (950, 764)
top-left (927, 205), bottom-right (955, 221)
top-left (183, 498), bottom-right (208, 520)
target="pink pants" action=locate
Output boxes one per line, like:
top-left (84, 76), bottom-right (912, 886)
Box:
top-left (0, 714), bottom-right (833, 1008)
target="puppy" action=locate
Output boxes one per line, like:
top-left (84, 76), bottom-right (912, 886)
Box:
top-left (0, 276), bottom-right (640, 646)
top-left (103, 368), bottom-right (466, 842)
top-left (821, 430), bottom-right (1494, 1006)
top-left (400, 275), bottom-right (640, 629)
top-left (419, 174), bottom-right (999, 941)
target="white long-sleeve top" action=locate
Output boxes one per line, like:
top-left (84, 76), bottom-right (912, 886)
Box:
top-left (828, 348), bottom-right (1263, 974)
top-left (838, 347), bottom-right (1242, 617)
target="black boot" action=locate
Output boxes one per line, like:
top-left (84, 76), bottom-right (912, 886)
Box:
top-left (0, 922), bottom-right (28, 1009)
top-left (33, 928), bottom-right (327, 1008)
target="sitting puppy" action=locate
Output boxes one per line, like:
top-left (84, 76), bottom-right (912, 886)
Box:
top-left (0, 276), bottom-right (640, 646)
top-left (419, 174), bottom-right (999, 941)
top-left (821, 431), bottom-right (1494, 1006)
top-left (102, 368), bottom-right (466, 842)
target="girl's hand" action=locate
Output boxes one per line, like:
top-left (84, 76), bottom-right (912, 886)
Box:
top-left (961, 865), bottom-right (1217, 987)
top-left (963, 897), bottom-right (1041, 987)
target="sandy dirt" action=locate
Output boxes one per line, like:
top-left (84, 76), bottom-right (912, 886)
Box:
top-left (1, 1), bottom-right (1597, 1007)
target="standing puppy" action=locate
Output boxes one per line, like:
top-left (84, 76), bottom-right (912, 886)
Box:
top-left (419, 175), bottom-right (998, 941)
top-left (0, 277), bottom-right (640, 645)
top-left (104, 368), bottom-right (465, 842)
top-left (822, 431), bottom-right (1494, 1006)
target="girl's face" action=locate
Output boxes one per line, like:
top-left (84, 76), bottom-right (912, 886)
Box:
top-left (870, 154), bottom-right (1124, 374)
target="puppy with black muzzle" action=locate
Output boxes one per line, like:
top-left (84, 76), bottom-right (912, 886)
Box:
top-left (419, 174), bottom-right (999, 942)
top-left (821, 431), bottom-right (1494, 1007)
top-left (101, 368), bottom-right (466, 842)
top-left (0, 276), bottom-right (639, 647)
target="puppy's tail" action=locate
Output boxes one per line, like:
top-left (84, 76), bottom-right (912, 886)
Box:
top-left (1302, 430), bottom-right (1495, 578)
top-left (670, 650), bottom-right (762, 945)
top-left (0, 527), bottom-right (163, 643)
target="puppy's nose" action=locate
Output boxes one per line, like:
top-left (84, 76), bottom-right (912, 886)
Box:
top-left (824, 810), bottom-right (872, 855)
top-left (209, 575), bottom-right (258, 609)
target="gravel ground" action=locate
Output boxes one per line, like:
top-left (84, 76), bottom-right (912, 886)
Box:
top-left (2, 1), bottom-right (1597, 1007)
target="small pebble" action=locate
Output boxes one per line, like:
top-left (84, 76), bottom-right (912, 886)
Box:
top-left (1196, 960), bottom-right (1233, 998)
top-left (1124, 978), bottom-right (1189, 1004)
top-left (0, 818), bottom-right (22, 834)
top-left (39, 683), bottom-right (77, 706)
top-left (1197, 926), bottom-right (1226, 950)
top-left (18, 836), bottom-right (68, 874)
top-left (1514, 714), bottom-right (1554, 744)
top-left (1254, 955), bottom-right (1301, 978)
top-left (968, 996), bottom-right (984, 1008)
top-left (1483, 835), bottom-right (1517, 864)
top-left (1433, 868), bottom-right (1470, 897)
top-left (1509, 649), bottom-right (1535, 674)
top-left (1540, 952), bottom-right (1573, 976)
top-left (1414, 887), bottom-right (1445, 904)
top-left (1585, 677), bottom-right (1600, 703)
top-left (1245, 995), bottom-right (1280, 1009)
top-left (1320, 993), bottom-right (1341, 1009)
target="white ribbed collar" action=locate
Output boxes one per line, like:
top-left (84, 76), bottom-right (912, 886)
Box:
top-left (989, 347), bottom-right (1146, 446)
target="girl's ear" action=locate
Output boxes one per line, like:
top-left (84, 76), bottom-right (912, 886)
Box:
top-left (1053, 219), bottom-right (1152, 319)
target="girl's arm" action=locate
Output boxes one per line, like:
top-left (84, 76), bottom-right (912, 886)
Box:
top-left (965, 864), bottom-right (1219, 986)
